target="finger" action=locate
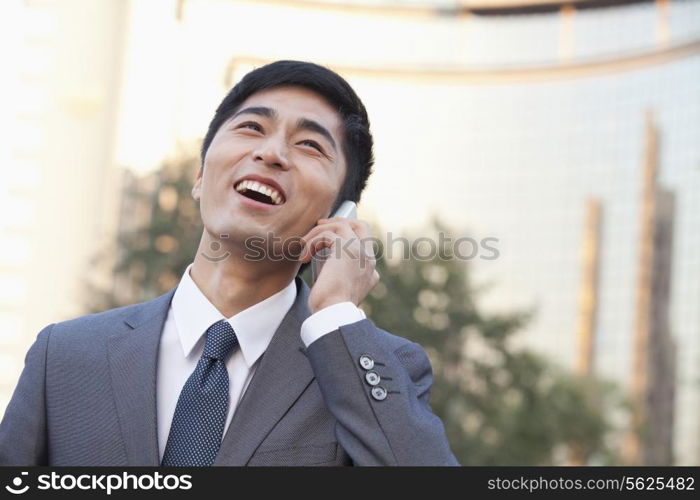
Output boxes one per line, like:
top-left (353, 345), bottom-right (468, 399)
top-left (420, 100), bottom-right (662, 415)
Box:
top-left (299, 227), bottom-right (355, 262)
top-left (327, 220), bottom-right (376, 265)
top-left (348, 220), bottom-right (377, 261)
top-left (317, 216), bottom-right (353, 223)
top-left (301, 221), bottom-right (344, 243)
top-left (298, 233), bottom-right (332, 263)
top-left (333, 219), bottom-right (376, 263)
top-left (318, 217), bottom-right (369, 235)
top-left (307, 219), bottom-right (370, 246)
top-left (316, 217), bottom-right (369, 236)
top-left (300, 221), bottom-right (358, 249)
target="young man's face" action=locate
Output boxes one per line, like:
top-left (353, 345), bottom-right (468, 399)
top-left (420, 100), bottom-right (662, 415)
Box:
top-left (194, 85), bottom-right (347, 258)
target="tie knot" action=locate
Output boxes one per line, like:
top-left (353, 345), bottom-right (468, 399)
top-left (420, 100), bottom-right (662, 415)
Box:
top-left (202, 320), bottom-right (239, 360)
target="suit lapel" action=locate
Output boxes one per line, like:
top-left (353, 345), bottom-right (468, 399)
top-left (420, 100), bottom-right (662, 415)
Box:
top-left (214, 276), bottom-right (315, 465)
top-left (107, 288), bottom-right (176, 466)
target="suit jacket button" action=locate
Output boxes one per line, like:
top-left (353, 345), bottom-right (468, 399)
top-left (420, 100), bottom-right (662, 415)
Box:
top-left (359, 354), bottom-right (374, 370)
top-left (371, 385), bottom-right (387, 401)
top-left (365, 370), bottom-right (380, 386)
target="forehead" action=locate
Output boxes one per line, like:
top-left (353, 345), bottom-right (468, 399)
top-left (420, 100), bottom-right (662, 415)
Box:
top-left (236, 85), bottom-right (343, 132)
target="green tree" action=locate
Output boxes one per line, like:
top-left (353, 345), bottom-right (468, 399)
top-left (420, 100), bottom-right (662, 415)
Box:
top-left (87, 152), bottom-right (202, 311)
top-left (362, 219), bottom-right (624, 465)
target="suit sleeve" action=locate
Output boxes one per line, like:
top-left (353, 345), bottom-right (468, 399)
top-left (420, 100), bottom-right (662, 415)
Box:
top-left (0, 324), bottom-right (53, 465)
top-left (305, 318), bottom-right (459, 466)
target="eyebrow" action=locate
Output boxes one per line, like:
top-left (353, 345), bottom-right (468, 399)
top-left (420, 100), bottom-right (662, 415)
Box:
top-left (231, 106), bottom-right (338, 153)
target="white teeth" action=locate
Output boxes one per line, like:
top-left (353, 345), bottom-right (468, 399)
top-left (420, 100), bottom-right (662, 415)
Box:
top-left (235, 179), bottom-right (284, 205)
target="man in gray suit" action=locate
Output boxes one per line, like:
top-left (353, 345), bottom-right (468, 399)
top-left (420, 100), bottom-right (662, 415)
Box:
top-left (0, 60), bottom-right (458, 466)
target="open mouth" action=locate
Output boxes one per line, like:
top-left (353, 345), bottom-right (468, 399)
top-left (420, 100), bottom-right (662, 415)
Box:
top-left (234, 179), bottom-right (285, 206)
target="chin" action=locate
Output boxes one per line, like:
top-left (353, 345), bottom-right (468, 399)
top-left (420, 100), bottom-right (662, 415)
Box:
top-left (217, 222), bottom-right (272, 242)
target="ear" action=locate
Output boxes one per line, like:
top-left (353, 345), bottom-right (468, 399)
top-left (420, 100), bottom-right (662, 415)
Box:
top-left (192, 166), bottom-right (203, 201)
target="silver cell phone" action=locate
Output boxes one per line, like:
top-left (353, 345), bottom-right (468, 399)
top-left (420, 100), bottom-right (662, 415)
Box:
top-left (310, 200), bottom-right (357, 285)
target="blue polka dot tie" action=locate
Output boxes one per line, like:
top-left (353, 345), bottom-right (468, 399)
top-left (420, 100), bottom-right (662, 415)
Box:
top-left (161, 319), bottom-right (239, 466)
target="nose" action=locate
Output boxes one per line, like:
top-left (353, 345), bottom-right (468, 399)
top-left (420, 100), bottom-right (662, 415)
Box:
top-left (252, 135), bottom-right (290, 170)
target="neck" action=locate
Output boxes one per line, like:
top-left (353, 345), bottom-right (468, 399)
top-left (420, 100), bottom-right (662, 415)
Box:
top-left (189, 233), bottom-right (300, 318)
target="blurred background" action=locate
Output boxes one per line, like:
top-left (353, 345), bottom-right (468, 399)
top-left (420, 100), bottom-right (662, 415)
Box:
top-left (0, 0), bottom-right (698, 465)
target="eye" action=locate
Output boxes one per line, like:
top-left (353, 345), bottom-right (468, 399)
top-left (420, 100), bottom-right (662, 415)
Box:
top-left (238, 121), bottom-right (263, 132)
top-left (299, 139), bottom-right (323, 153)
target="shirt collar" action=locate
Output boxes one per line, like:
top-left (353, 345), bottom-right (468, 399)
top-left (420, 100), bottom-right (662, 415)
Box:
top-left (171, 263), bottom-right (297, 368)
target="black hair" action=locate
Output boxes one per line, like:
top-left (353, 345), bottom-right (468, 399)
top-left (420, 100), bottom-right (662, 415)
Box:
top-left (201, 60), bottom-right (374, 274)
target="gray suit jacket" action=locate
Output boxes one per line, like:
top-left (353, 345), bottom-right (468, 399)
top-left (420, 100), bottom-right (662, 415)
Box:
top-left (0, 276), bottom-right (458, 466)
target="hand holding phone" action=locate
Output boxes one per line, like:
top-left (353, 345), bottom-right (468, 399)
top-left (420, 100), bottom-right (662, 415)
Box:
top-left (301, 200), bottom-right (379, 314)
top-left (310, 200), bottom-right (357, 286)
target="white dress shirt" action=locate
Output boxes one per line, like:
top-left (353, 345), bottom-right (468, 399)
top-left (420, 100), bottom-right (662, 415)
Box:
top-left (156, 264), bottom-right (365, 460)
